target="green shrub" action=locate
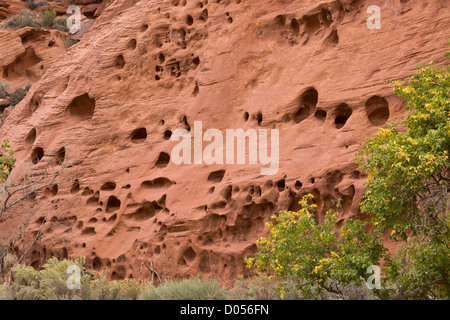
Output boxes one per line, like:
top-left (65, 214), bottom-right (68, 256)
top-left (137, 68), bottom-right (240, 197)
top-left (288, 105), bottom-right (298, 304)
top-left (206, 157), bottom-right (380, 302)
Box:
top-left (10, 256), bottom-right (91, 300)
top-left (139, 276), bottom-right (231, 300)
top-left (119, 278), bottom-right (147, 300)
top-left (0, 81), bottom-right (9, 99)
top-left (1, 10), bottom-right (40, 30)
top-left (1, 256), bottom-right (147, 300)
top-left (64, 38), bottom-right (79, 49)
top-left (54, 17), bottom-right (69, 32)
top-left (10, 84), bottom-right (31, 106)
top-left (0, 283), bottom-right (14, 300)
top-left (26, 1), bottom-right (49, 10)
top-left (232, 275), bottom-right (281, 300)
top-left (40, 9), bottom-right (56, 29)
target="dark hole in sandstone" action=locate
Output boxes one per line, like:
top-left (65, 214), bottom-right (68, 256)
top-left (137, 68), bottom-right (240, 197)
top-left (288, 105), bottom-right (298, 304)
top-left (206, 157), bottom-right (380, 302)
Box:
top-left (71, 180), bottom-right (80, 194)
top-left (314, 109), bottom-right (327, 123)
top-left (192, 56), bottom-right (200, 67)
top-left (127, 39), bottom-right (137, 50)
top-left (326, 29), bottom-right (339, 45)
top-left (140, 24), bottom-right (148, 32)
top-left (365, 96), bottom-right (390, 126)
top-left (333, 103), bottom-right (353, 129)
top-left (31, 147), bottom-right (44, 164)
top-left (295, 88), bottom-right (318, 124)
top-left (295, 180), bottom-right (302, 190)
top-left (277, 179), bottom-right (285, 191)
top-left (106, 196), bottom-right (121, 213)
top-left (25, 128), bottom-right (36, 145)
top-left (184, 247), bottom-right (196, 262)
top-left (115, 54), bottom-right (125, 69)
top-left (274, 15), bottom-right (286, 27)
top-left (101, 182), bottom-right (116, 191)
top-left (186, 15), bottom-right (194, 25)
top-left (155, 152), bottom-right (170, 168)
top-left (164, 130), bottom-right (172, 140)
top-left (290, 18), bottom-right (300, 34)
top-left (158, 53), bottom-right (165, 63)
top-left (130, 127), bottom-right (147, 143)
top-left (141, 177), bottom-right (174, 189)
top-left (67, 93), bottom-right (95, 119)
top-left (55, 147), bottom-right (65, 164)
top-left (321, 8), bottom-right (333, 27)
top-left (199, 9), bottom-right (208, 22)
top-left (208, 170), bottom-right (225, 183)
top-left (304, 15), bottom-right (320, 35)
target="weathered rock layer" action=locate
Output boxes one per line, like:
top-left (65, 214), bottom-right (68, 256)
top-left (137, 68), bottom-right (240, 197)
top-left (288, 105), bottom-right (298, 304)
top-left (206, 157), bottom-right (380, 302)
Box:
top-left (0, 0), bottom-right (449, 284)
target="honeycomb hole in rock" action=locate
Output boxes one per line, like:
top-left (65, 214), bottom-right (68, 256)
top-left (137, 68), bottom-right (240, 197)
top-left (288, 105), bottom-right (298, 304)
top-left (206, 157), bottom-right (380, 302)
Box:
top-left (321, 8), bottom-right (333, 27)
top-left (351, 170), bottom-right (361, 179)
top-left (25, 128), bottom-right (36, 145)
top-left (163, 130), bottom-right (172, 140)
top-left (44, 185), bottom-right (58, 197)
top-left (70, 180), bottom-right (80, 194)
top-left (295, 88), bottom-right (318, 124)
top-left (290, 18), bottom-right (300, 35)
top-left (31, 147), bottom-right (44, 164)
top-left (115, 54), bottom-right (125, 69)
top-left (276, 179), bottom-right (285, 191)
top-left (192, 56), bottom-right (200, 67)
top-left (186, 14), bottom-right (194, 25)
top-left (325, 29), bottom-right (339, 45)
top-left (55, 147), bottom-right (65, 164)
top-left (141, 177), bottom-right (174, 189)
top-left (179, 247), bottom-right (196, 265)
top-left (192, 82), bottom-right (199, 97)
top-left (333, 103), bottom-right (353, 129)
top-left (106, 196), bottom-right (121, 213)
top-left (67, 93), bottom-right (95, 119)
top-left (304, 15), bottom-right (321, 35)
top-left (82, 227), bottom-right (96, 235)
top-left (274, 15), bottom-right (286, 27)
top-left (244, 112), bottom-right (249, 121)
top-left (155, 152), bottom-right (170, 168)
top-left (81, 187), bottom-right (93, 196)
top-left (92, 257), bottom-right (102, 271)
top-left (101, 181), bottom-right (116, 191)
top-left (256, 112), bottom-right (263, 126)
top-left (314, 109), bottom-right (327, 123)
top-left (208, 169), bottom-right (225, 183)
top-left (127, 39), bottom-right (137, 50)
top-left (199, 9), bottom-right (208, 21)
top-left (130, 127), bottom-right (147, 143)
top-left (227, 16), bottom-right (233, 23)
top-left (365, 96), bottom-right (390, 126)
top-left (2, 47), bottom-right (42, 80)
top-left (295, 180), bottom-right (302, 190)
top-left (140, 24), bottom-right (148, 32)
top-left (158, 53), bottom-right (165, 63)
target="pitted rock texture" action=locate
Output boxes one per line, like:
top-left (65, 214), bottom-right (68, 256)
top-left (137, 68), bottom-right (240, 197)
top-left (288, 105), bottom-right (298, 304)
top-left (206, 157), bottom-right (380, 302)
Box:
top-left (0, 0), bottom-right (449, 285)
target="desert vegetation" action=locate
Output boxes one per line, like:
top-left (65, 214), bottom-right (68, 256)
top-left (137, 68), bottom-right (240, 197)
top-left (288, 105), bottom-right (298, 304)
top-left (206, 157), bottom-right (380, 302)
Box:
top-left (1, 9), bottom-right (68, 32)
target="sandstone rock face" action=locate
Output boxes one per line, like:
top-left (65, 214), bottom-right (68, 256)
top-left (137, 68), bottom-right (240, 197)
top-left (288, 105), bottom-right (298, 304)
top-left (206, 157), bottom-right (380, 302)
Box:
top-left (0, 0), bottom-right (449, 284)
top-left (0, 0), bottom-right (26, 20)
top-left (0, 27), bottom-right (67, 90)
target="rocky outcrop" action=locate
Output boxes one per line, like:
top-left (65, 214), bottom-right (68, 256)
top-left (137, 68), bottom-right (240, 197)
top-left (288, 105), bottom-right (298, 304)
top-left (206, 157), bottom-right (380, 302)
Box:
top-left (0, 0), bottom-right (26, 20)
top-left (0, 0), bottom-right (448, 285)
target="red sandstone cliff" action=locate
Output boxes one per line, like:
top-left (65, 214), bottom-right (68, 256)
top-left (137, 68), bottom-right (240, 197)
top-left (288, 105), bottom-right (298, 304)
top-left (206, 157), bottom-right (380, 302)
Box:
top-left (0, 0), bottom-right (449, 284)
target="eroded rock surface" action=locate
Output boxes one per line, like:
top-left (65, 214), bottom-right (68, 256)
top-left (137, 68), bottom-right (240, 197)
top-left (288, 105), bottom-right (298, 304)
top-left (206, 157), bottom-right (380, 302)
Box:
top-left (0, 0), bottom-right (449, 284)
